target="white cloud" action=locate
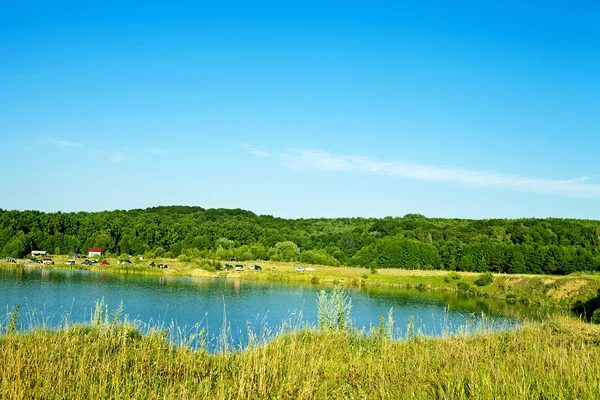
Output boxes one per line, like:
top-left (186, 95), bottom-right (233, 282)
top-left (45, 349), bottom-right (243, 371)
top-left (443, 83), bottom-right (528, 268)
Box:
top-left (254, 147), bottom-right (600, 199)
top-left (48, 138), bottom-right (84, 147)
top-left (110, 152), bottom-right (126, 162)
top-left (238, 143), bottom-right (274, 157)
top-left (142, 147), bottom-right (168, 155)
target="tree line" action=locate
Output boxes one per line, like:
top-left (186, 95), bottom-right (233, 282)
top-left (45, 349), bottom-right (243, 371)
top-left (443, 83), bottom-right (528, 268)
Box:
top-left (1, 206), bottom-right (599, 274)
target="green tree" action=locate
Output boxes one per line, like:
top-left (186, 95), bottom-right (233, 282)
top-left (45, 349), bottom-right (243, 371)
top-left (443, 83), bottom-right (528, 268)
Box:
top-left (1, 231), bottom-right (28, 258)
top-left (509, 251), bottom-right (526, 274)
top-left (274, 241), bottom-right (300, 262)
top-left (215, 237), bottom-right (235, 250)
top-left (338, 233), bottom-right (356, 257)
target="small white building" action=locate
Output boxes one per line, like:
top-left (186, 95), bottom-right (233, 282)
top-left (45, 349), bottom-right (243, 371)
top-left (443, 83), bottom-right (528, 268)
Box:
top-left (88, 247), bottom-right (103, 257)
top-left (31, 250), bottom-right (47, 257)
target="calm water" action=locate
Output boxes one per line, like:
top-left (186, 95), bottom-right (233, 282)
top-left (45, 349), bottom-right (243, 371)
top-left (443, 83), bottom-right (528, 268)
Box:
top-left (0, 268), bottom-right (543, 350)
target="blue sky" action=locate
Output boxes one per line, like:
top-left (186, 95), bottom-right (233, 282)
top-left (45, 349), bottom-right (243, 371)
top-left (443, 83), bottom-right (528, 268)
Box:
top-left (1, 1), bottom-right (599, 219)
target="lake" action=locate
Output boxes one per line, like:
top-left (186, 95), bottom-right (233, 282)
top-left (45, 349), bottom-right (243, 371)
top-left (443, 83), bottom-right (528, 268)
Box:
top-left (0, 268), bottom-right (543, 350)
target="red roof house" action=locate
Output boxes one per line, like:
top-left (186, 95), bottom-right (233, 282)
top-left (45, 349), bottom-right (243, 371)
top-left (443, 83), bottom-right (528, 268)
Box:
top-left (88, 248), bottom-right (103, 256)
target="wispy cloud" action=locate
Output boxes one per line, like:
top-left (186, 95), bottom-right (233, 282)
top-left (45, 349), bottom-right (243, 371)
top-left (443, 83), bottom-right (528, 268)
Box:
top-left (142, 147), bottom-right (168, 155)
top-left (48, 138), bottom-right (84, 147)
top-left (110, 152), bottom-right (126, 162)
top-left (249, 147), bottom-right (600, 199)
top-left (238, 143), bottom-right (274, 157)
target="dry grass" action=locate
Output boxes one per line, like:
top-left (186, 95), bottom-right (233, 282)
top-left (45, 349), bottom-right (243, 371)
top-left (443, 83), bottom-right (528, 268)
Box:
top-left (547, 279), bottom-right (589, 301)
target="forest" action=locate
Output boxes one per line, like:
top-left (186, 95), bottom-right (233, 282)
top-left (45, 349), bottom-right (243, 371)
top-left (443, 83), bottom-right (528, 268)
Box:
top-left (1, 206), bottom-right (599, 275)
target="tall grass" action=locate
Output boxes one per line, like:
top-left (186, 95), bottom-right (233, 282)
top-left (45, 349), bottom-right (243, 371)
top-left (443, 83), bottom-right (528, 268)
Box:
top-left (1, 293), bottom-right (600, 399)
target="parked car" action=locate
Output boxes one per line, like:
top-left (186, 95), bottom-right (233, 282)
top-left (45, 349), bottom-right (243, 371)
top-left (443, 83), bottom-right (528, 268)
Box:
top-left (158, 263), bottom-right (168, 269)
top-left (27, 258), bottom-right (37, 263)
top-left (100, 260), bottom-right (110, 266)
top-left (230, 257), bottom-right (238, 262)
top-left (42, 258), bottom-right (54, 265)
top-left (4, 257), bottom-right (16, 263)
top-left (294, 267), bottom-right (304, 272)
top-left (224, 263), bottom-right (233, 270)
top-left (148, 262), bottom-right (156, 267)
top-left (119, 259), bottom-right (132, 265)
top-left (82, 259), bottom-right (92, 265)
top-left (249, 264), bottom-right (262, 271)
top-left (235, 264), bottom-right (244, 271)
top-left (65, 260), bottom-right (75, 265)
top-left (92, 259), bottom-right (99, 263)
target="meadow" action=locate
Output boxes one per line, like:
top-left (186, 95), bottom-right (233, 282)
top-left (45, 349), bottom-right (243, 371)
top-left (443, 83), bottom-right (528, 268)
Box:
top-left (0, 298), bottom-right (599, 399)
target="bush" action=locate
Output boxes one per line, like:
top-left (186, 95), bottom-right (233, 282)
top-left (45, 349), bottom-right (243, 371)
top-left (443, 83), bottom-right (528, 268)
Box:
top-left (457, 281), bottom-right (471, 292)
top-left (194, 259), bottom-right (222, 272)
top-left (474, 272), bottom-right (494, 287)
top-left (300, 250), bottom-right (340, 267)
top-left (445, 272), bottom-right (461, 282)
top-left (317, 287), bottom-right (352, 331)
top-left (592, 309), bottom-right (600, 324)
top-left (505, 292), bottom-right (518, 302)
top-left (178, 254), bottom-right (191, 262)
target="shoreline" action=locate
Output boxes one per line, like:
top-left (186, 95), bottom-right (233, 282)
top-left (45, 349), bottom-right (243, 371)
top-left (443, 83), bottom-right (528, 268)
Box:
top-left (3, 258), bottom-right (600, 309)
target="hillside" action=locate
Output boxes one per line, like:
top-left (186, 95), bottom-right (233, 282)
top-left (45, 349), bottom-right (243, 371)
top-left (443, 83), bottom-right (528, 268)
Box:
top-left (1, 207), bottom-right (599, 275)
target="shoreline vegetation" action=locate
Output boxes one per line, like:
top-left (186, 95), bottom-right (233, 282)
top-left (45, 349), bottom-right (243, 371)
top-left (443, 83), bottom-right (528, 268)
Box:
top-left (3, 256), bottom-right (600, 310)
top-left (1, 295), bottom-right (599, 399)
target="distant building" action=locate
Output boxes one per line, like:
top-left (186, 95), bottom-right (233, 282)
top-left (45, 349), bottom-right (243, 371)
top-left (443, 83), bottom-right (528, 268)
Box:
top-left (31, 250), bottom-right (47, 257)
top-left (88, 248), bottom-right (103, 257)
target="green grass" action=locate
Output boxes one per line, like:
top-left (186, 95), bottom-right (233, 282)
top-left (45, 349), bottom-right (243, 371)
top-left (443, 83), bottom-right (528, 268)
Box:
top-left (0, 312), bottom-right (599, 399)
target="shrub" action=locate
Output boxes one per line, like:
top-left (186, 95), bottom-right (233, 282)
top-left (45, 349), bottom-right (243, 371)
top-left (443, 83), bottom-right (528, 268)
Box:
top-left (194, 259), bottom-right (222, 272)
top-left (317, 287), bottom-right (353, 331)
top-left (457, 281), bottom-right (471, 292)
top-left (300, 250), bottom-right (340, 266)
top-left (505, 292), bottom-right (518, 302)
top-left (474, 272), bottom-right (494, 287)
top-left (445, 272), bottom-right (461, 283)
top-left (178, 254), bottom-right (191, 262)
top-left (592, 309), bottom-right (600, 324)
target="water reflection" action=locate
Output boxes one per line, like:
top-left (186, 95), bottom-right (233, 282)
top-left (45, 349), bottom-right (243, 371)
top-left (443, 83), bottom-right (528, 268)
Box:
top-left (0, 267), bottom-right (551, 350)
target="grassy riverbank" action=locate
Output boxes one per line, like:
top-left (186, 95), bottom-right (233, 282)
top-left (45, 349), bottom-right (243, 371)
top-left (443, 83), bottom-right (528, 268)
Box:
top-left (5, 256), bottom-right (600, 308)
top-left (0, 313), bottom-right (599, 399)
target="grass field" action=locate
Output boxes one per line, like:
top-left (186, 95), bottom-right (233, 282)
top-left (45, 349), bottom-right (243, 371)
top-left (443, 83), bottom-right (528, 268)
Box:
top-left (0, 309), bottom-right (598, 399)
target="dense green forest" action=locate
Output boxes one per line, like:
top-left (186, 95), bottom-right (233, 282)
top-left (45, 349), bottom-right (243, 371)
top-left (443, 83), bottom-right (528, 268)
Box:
top-left (1, 206), bottom-right (600, 275)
